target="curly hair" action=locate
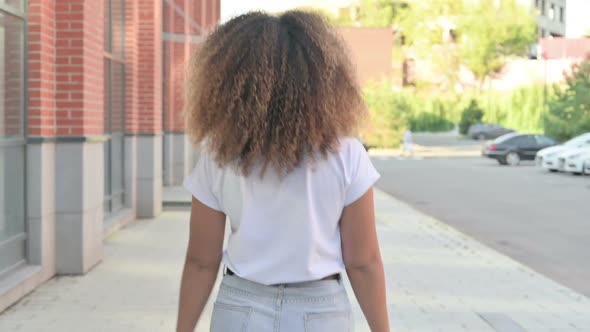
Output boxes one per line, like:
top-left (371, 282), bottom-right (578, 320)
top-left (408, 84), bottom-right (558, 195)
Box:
top-left (184, 10), bottom-right (365, 176)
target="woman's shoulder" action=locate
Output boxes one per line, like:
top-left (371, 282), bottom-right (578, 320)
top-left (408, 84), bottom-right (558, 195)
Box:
top-left (337, 137), bottom-right (367, 155)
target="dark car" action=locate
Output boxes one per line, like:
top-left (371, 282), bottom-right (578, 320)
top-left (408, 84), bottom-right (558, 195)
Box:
top-left (482, 133), bottom-right (558, 166)
top-left (468, 123), bottom-right (515, 140)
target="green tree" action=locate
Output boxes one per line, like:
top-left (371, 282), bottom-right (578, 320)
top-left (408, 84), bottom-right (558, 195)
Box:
top-left (544, 56), bottom-right (590, 141)
top-left (355, 0), bottom-right (408, 27)
top-left (458, 0), bottom-right (536, 91)
top-left (396, 0), bottom-right (464, 92)
top-left (395, 0), bottom-right (535, 92)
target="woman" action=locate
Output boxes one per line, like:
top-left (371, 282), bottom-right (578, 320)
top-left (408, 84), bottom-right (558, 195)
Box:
top-left (177, 10), bottom-right (389, 332)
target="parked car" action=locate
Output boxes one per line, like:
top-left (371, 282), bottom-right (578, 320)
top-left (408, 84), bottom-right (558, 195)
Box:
top-left (562, 148), bottom-right (590, 175)
top-left (468, 123), bottom-right (515, 140)
top-left (483, 133), bottom-right (558, 166)
top-left (536, 133), bottom-right (590, 172)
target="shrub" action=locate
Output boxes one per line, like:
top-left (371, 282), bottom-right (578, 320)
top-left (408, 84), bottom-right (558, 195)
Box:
top-left (544, 55), bottom-right (590, 141)
top-left (362, 82), bottom-right (408, 148)
top-left (410, 112), bottom-right (455, 132)
top-left (459, 100), bottom-right (484, 135)
top-left (361, 82), bottom-right (551, 148)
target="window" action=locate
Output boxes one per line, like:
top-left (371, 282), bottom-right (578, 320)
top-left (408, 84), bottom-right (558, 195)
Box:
top-left (559, 7), bottom-right (564, 23)
top-left (0, 2), bottom-right (26, 278)
top-left (541, 0), bottom-right (546, 15)
top-left (535, 135), bottom-right (556, 146)
top-left (509, 135), bottom-right (535, 147)
top-left (549, 4), bottom-right (555, 20)
top-left (522, 136), bottom-right (537, 147)
top-left (1, 0), bottom-right (24, 12)
top-left (104, 0), bottom-right (126, 217)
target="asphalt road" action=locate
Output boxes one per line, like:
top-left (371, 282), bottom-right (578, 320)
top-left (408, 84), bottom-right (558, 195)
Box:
top-left (372, 156), bottom-right (590, 296)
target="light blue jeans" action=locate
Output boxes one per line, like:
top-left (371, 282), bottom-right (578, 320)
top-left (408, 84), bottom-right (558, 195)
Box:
top-left (210, 274), bottom-right (354, 332)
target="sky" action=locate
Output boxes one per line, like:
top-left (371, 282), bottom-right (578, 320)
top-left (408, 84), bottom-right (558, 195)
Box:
top-left (220, 0), bottom-right (357, 22)
top-left (220, 0), bottom-right (305, 22)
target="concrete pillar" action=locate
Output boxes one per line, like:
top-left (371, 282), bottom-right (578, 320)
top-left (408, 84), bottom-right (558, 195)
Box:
top-left (54, 141), bottom-right (104, 274)
top-left (137, 135), bottom-right (163, 218)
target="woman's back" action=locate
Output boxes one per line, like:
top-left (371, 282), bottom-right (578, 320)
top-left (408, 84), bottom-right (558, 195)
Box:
top-left (185, 138), bottom-right (379, 285)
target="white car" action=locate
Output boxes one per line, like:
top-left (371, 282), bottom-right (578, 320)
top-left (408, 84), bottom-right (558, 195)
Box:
top-left (585, 157), bottom-right (590, 175)
top-left (562, 148), bottom-right (590, 174)
top-left (536, 133), bottom-right (590, 172)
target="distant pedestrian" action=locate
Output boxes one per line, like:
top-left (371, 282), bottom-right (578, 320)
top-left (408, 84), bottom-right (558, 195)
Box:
top-left (403, 127), bottom-right (414, 157)
top-left (176, 10), bottom-right (389, 332)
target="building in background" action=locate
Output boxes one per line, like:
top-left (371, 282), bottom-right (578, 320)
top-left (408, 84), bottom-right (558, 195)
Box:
top-left (533, 0), bottom-right (590, 38)
top-left (0, 0), bottom-right (219, 313)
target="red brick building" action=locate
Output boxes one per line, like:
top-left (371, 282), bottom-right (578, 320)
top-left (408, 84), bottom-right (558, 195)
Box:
top-left (0, 0), bottom-right (219, 312)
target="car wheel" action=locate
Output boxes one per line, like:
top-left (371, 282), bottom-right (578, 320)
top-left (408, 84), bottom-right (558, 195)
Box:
top-left (498, 159), bottom-right (508, 165)
top-left (549, 169), bottom-right (559, 173)
top-left (506, 152), bottom-right (520, 166)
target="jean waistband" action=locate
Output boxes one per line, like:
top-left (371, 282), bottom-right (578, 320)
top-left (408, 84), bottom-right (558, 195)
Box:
top-left (219, 274), bottom-right (348, 303)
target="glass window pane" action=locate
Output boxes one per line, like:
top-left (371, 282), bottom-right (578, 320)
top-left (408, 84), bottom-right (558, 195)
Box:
top-left (0, 7), bottom-right (26, 274)
top-left (0, 143), bottom-right (26, 273)
top-left (104, 58), bottom-right (112, 214)
top-left (104, 59), bottom-right (111, 133)
top-left (0, 143), bottom-right (25, 240)
top-left (103, 61), bottom-right (125, 216)
top-left (111, 63), bottom-right (124, 133)
top-left (0, 13), bottom-right (24, 137)
top-left (111, 133), bottom-right (124, 212)
top-left (104, 0), bottom-right (111, 52)
top-left (1, 1), bottom-right (25, 13)
top-left (104, 140), bottom-right (111, 214)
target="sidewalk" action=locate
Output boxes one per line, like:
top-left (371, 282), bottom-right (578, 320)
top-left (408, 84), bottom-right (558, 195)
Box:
top-left (0, 189), bottom-right (589, 331)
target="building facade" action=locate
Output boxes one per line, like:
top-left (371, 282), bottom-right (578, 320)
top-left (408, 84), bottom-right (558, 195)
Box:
top-left (533, 0), bottom-right (590, 38)
top-left (0, 0), bottom-right (219, 312)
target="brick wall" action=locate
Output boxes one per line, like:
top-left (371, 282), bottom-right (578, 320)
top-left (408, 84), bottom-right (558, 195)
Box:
top-left (54, 0), bottom-right (104, 136)
top-left (124, 0), bottom-right (139, 133)
top-left (162, 0), bottom-right (220, 133)
top-left (25, 0), bottom-right (220, 138)
top-left (28, 0), bottom-right (56, 137)
top-left (171, 0), bottom-right (186, 132)
top-left (337, 27), bottom-right (394, 86)
top-left (163, 0), bottom-right (175, 132)
top-left (137, 0), bottom-right (162, 133)
top-left (540, 38), bottom-right (590, 59)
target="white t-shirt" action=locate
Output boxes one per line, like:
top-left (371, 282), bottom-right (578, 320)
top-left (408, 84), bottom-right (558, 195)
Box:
top-left (183, 137), bottom-right (380, 285)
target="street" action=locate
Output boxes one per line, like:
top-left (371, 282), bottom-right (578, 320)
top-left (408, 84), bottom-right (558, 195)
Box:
top-left (373, 155), bottom-right (590, 296)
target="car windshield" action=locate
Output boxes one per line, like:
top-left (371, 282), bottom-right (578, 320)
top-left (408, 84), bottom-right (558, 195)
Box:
top-left (494, 132), bottom-right (519, 143)
top-left (564, 133), bottom-right (590, 147)
top-left (536, 135), bottom-right (557, 146)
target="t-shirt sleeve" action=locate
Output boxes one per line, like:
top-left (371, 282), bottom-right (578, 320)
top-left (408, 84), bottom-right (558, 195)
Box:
top-left (183, 147), bottom-right (223, 212)
top-left (344, 139), bottom-right (381, 206)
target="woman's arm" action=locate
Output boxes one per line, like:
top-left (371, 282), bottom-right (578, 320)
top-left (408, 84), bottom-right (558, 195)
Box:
top-left (176, 197), bottom-right (226, 332)
top-left (340, 188), bottom-right (390, 332)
